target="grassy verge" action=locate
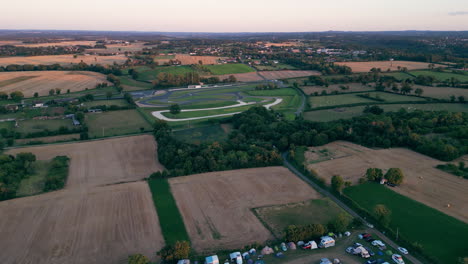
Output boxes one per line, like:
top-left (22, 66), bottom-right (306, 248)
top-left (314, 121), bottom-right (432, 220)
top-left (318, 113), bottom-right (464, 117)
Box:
top-left (344, 182), bottom-right (468, 264)
top-left (148, 178), bottom-right (190, 245)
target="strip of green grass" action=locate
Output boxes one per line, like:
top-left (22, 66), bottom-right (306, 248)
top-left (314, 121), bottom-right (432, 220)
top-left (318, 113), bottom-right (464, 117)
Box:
top-left (148, 178), bottom-right (190, 245)
top-left (245, 88), bottom-right (298, 96)
top-left (411, 70), bottom-right (468, 82)
top-left (204, 64), bottom-right (254, 75)
top-left (344, 182), bottom-right (468, 264)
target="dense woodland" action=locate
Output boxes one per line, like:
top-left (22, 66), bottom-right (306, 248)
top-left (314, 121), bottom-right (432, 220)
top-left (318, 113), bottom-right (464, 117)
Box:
top-left (0, 152), bottom-right (36, 200)
top-left (153, 107), bottom-right (467, 178)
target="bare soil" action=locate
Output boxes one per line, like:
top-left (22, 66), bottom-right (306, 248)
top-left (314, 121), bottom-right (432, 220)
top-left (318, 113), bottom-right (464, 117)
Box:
top-left (304, 141), bottom-right (468, 223)
top-left (334, 61), bottom-right (443, 73)
top-left (0, 135), bottom-right (165, 264)
top-left (0, 71), bottom-right (110, 97)
top-left (169, 166), bottom-right (320, 252)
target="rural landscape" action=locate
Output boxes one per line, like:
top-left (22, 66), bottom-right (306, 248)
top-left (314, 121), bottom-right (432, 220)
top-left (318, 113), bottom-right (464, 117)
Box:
top-left (0, 1), bottom-right (467, 264)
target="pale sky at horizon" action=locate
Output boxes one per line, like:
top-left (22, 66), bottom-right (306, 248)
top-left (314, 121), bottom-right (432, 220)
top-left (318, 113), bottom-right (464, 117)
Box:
top-left (2, 0), bottom-right (468, 32)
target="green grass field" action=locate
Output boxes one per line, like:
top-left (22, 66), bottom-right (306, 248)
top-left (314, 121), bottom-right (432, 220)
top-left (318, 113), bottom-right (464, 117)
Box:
top-left (148, 178), bottom-right (190, 245)
top-left (137, 66), bottom-right (197, 81)
top-left (16, 119), bottom-right (74, 134)
top-left (254, 198), bottom-right (349, 238)
top-left (344, 183), bottom-right (468, 264)
top-left (119, 76), bottom-right (153, 91)
top-left (16, 160), bottom-right (51, 197)
top-left (304, 103), bottom-right (468, 122)
top-left (309, 94), bottom-right (375, 108)
top-left (245, 88), bottom-right (298, 96)
top-left (410, 70), bottom-right (468, 82)
top-left (363, 92), bottom-right (426, 102)
top-left (382, 72), bottom-right (415, 80)
top-left (172, 124), bottom-right (228, 144)
top-left (204, 63), bottom-right (254, 75)
top-left (83, 99), bottom-right (130, 107)
top-left (85, 109), bottom-right (152, 138)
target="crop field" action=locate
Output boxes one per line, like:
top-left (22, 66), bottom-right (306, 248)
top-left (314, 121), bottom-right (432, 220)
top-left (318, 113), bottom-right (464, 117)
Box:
top-left (2, 135), bottom-right (165, 264)
top-left (412, 85), bottom-right (468, 100)
top-left (214, 70), bottom-right (320, 82)
top-left (254, 198), bottom-right (348, 238)
top-left (0, 71), bottom-right (110, 97)
top-left (254, 63), bottom-right (297, 71)
top-left (410, 70), bottom-right (468, 82)
top-left (85, 42), bottom-right (157, 54)
top-left (173, 54), bottom-right (223, 65)
top-left (0, 54), bottom-right (128, 66)
top-left (334, 61), bottom-right (441, 72)
top-left (301, 83), bottom-right (374, 95)
top-left (382, 71), bottom-right (414, 80)
top-left (345, 183), bottom-right (468, 264)
top-left (303, 141), bottom-right (468, 223)
top-left (13, 40), bottom-right (97, 47)
top-left (16, 119), bottom-right (75, 134)
top-left (204, 63), bottom-right (255, 75)
top-left (169, 167), bottom-right (320, 251)
top-left (85, 109), bottom-right (152, 138)
top-left (303, 103), bottom-right (468, 122)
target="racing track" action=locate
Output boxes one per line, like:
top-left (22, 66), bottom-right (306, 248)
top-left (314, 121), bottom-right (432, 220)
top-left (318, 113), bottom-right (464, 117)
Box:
top-left (152, 98), bottom-right (283, 121)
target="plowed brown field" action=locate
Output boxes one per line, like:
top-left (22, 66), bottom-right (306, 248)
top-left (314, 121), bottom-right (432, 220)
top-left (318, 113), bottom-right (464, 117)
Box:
top-left (0, 54), bottom-right (127, 66)
top-left (335, 61), bottom-right (443, 72)
top-left (169, 167), bottom-right (320, 252)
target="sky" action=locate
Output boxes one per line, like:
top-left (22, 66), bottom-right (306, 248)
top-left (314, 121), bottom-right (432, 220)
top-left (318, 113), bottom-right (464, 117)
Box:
top-left (2, 0), bottom-right (468, 32)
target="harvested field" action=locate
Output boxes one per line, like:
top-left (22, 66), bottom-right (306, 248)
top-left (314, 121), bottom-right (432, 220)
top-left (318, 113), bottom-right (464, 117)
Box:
top-left (167, 54), bottom-right (223, 65)
top-left (0, 54), bottom-right (128, 66)
top-left (335, 61), bottom-right (443, 72)
top-left (169, 167), bottom-right (320, 251)
top-left (0, 71), bottom-right (110, 97)
top-left (1, 135), bottom-right (165, 264)
top-left (86, 42), bottom-right (157, 54)
top-left (0, 182), bottom-right (163, 264)
top-left (8, 135), bottom-right (163, 188)
top-left (263, 42), bottom-right (301, 47)
top-left (304, 141), bottom-right (468, 222)
top-left (15, 40), bottom-right (97, 47)
top-left (215, 70), bottom-right (320, 82)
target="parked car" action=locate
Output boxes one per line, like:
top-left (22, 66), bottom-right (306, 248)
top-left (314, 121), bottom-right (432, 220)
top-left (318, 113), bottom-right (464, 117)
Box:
top-left (365, 260), bottom-right (377, 264)
top-left (391, 254), bottom-right (405, 264)
top-left (365, 237), bottom-right (375, 242)
top-left (320, 258), bottom-right (332, 264)
top-left (365, 247), bottom-right (375, 256)
top-left (354, 242), bottom-right (363, 247)
top-left (346, 247), bottom-right (354, 254)
top-left (371, 240), bottom-right (386, 248)
top-left (397, 247), bottom-right (408, 255)
top-left (360, 233), bottom-right (371, 239)
top-left (387, 182), bottom-right (397, 187)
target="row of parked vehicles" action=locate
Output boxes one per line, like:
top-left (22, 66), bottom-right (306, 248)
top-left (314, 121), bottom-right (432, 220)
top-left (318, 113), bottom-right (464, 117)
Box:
top-left (346, 233), bottom-right (408, 264)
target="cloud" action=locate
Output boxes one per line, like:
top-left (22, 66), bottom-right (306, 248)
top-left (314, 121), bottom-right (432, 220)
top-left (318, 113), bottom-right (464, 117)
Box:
top-left (448, 11), bottom-right (468, 16)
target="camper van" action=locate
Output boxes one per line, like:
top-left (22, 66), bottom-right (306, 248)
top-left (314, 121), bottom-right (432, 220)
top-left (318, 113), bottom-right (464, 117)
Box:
top-left (319, 236), bottom-right (336, 248)
top-left (205, 255), bottom-right (219, 264)
top-left (229, 252), bottom-right (243, 264)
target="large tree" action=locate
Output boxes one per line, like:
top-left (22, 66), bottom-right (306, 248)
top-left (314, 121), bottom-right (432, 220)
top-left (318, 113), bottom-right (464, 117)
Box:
top-left (385, 168), bottom-right (404, 185)
top-left (374, 204), bottom-right (391, 227)
top-left (331, 175), bottom-right (345, 193)
top-left (366, 168), bottom-right (383, 182)
top-left (170, 104), bottom-right (181, 115)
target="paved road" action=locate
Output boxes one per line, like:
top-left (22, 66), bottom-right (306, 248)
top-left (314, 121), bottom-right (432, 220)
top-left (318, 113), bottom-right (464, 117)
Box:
top-left (282, 153), bottom-right (423, 264)
top-left (151, 98), bottom-right (283, 122)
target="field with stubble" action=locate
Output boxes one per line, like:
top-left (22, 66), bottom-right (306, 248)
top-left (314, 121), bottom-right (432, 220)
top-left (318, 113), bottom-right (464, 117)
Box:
top-left (0, 71), bottom-right (110, 97)
top-left (214, 70), bottom-right (320, 82)
top-left (0, 54), bottom-right (127, 66)
top-left (335, 61), bottom-right (442, 72)
top-left (0, 135), bottom-right (165, 264)
top-left (169, 167), bottom-right (320, 252)
top-left (304, 141), bottom-right (468, 223)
